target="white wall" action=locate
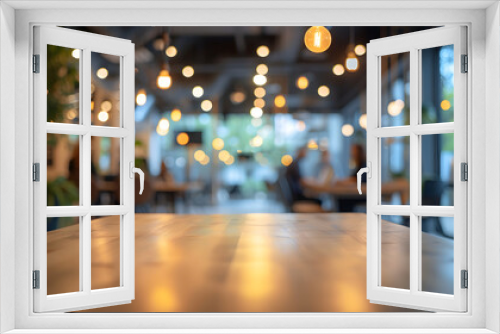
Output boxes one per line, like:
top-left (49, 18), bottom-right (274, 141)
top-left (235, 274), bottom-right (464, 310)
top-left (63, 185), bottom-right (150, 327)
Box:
top-left (0, 2), bottom-right (16, 333)
top-left (485, 2), bottom-right (500, 333)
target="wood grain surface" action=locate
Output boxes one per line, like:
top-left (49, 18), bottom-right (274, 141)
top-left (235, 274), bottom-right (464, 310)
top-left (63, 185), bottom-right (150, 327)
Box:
top-left (46, 213), bottom-right (453, 312)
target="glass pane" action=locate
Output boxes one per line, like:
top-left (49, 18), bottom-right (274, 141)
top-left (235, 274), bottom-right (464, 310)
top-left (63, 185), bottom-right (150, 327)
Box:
top-left (47, 45), bottom-right (80, 124)
top-left (381, 215), bottom-right (410, 290)
top-left (91, 215), bottom-right (121, 290)
top-left (47, 216), bottom-right (80, 295)
top-left (421, 217), bottom-right (454, 294)
top-left (91, 137), bottom-right (121, 205)
top-left (380, 52), bottom-right (410, 127)
top-left (421, 133), bottom-right (454, 206)
top-left (380, 137), bottom-right (410, 205)
top-left (91, 52), bottom-right (121, 127)
top-left (421, 45), bottom-right (454, 124)
top-left (47, 134), bottom-right (80, 206)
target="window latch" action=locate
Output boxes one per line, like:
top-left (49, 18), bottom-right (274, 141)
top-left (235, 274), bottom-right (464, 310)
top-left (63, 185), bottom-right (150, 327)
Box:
top-left (357, 162), bottom-right (371, 195)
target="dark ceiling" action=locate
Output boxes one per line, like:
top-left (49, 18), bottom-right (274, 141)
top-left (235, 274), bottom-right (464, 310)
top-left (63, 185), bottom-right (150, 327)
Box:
top-left (71, 26), bottom-right (432, 116)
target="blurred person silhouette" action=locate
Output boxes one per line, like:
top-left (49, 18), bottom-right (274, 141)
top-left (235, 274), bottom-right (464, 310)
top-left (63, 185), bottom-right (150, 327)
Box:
top-left (285, 146), bottom-right (322, 205)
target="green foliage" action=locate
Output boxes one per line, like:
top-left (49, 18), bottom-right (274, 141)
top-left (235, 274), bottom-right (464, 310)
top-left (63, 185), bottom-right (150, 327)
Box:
top-left (46, 177), bottom-right (79, 207)
top-left (47, 45), bottom-right (79, 123)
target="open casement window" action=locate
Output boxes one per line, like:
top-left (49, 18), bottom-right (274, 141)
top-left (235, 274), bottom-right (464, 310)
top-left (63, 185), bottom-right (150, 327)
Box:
top-left (364, 26), bottom-right (467, 312)
top-left (33, 26), bottom-right (139, 312)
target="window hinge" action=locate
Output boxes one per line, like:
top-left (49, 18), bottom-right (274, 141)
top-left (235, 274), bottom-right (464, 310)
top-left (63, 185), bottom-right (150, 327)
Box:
top-left (33, 163), bottom-right (40, 182)
top-left (461, 54), bottom-right (468, 73)
top-left (461, 270), bottom-right (468, 289)
top-left (33, 54), bottom-right (40, 73)
top-left (461, 162), bottom-right (468, 181)
top-left (33, 270), bottom-right (40, 289)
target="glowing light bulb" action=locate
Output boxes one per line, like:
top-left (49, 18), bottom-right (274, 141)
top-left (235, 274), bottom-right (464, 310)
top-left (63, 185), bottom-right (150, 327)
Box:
top-left (157, 69), bottom-right (172, 89)
top-left (304, 26), bottom-right (332, 53)
top-left (318, 85), bottom-right (330, 97)
top-left (100, 100), bottom-right (112, 112)
top-left (359, 114), bottom-right (367, 129)
top-left (200, 155), bottom-right (210, 165)
top-left (230, 91), bottom-right (246, 104)
top-left (250, 135), bottom-right (263, 147)
top-left (194, 150), bottom-right (206, 162)
top-left (218, 150), bottom-right (230, 162)
top-left (192, 86), bottom-right (204, 98)
top-left (71, 49), bottom-right (80, 59)
top-left (254, 87), bottom-right (266, 98)
top-left (354, 44), bottom-right (366, 56)
top-left (254, 98), bottom-right (266, 108)
top-left (345, 52), bottom-right (359, 72)
top-left (441, 100), bottom-right (451, 111)
top-left (333, 64), bottom-right (345, 76)
top-left (256, 64), bottom-right (269, 75)
top-left (212, 138), bottom-right (224, 150)
top-left (256, 45), bottom-right (270, 57)
top-left (176, 132), bottom-right (190, 145)
top-left (96, 68), bottom-right (108, 79)
top-left (281, 155), bottom-right (293, 166)
top-left (253, 74), bottom-right (267, 86)
top-left (170, 108), bottom-right (182, 122)
top-left (136, 89), bottom-right (147, 106)
top-left (296, 76), bottom-right (309, 90)
top-left (274, 95), bottom-right (286, 108)
top-left (201, 100), bottom-right (213, 112)
top-left (387, 99), bottom-right (405, 116)
top-left (307, 139), bottom-right (319, 150)
top-left (342, 124), bottom-right (354, 137)
top-left (165, 46), bottom-right (177, 57)
top-left (250, 107), bottom-right (263, 119)
top-left (225, 156), bottom-right (235, 165)
top-left (98, 111), bottom-right (109, 122)
top-left (182, 66), bottom-right (194, 78)
top-left (156, 117), bottom-right (170, 136)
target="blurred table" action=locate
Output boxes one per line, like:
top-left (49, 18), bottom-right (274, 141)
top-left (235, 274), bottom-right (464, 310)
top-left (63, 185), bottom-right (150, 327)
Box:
top-left (153, 181), bottom-right (201, 213)
top-left (45, 213), bottom-right (452, 313)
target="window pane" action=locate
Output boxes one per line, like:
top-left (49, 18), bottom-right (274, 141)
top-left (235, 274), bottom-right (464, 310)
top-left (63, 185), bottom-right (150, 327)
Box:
top-left (421, 216), bottom-right (454, 294)
top-left (421, 45), bottom-right (454, 124)
top-left (47, 45), bottom-right (80, 124)
top-left (381, 215), bottom-right (410, 290)
top-left (380, 52), bottom-right (410, 127)
top-left (380, 137), bottom-right (410, 205)
top-left (47, 134), bottom-right (80, 206)
top-left (91, 215), bottom-right (121, 290)
top-left (47, 216), bottom-right (80, 295)
top-left (421, 133), bottom-right (454, 206)
top-left (91, 137), bottom-right (121, 205)
top-left (91, 52), bottom-right (120, 127)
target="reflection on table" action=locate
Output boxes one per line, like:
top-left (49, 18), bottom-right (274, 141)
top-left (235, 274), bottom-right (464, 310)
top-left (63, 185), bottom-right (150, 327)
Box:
top-left (45, 213), bottom-right (453, 312)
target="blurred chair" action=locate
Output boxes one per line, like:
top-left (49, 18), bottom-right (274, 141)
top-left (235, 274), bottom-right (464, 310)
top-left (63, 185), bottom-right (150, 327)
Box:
top-left (277, 171), bottom-right (324, 213)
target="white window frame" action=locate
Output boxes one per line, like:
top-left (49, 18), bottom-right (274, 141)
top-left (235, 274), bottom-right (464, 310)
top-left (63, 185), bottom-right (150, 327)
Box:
top-left (33, 26), bottom-right (136, 313)
top-left (366, 26), bottom-right (467, 312)
top-left (0, 1), bottom-right (499, 333)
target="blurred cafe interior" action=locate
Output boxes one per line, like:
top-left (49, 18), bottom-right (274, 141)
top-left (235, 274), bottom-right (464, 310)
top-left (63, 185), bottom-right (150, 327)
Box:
top-left (46, 26), bottom-right (456, 312)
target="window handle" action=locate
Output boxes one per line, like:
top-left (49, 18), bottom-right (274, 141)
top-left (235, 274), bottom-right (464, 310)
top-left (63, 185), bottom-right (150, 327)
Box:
top-left (357, 162), bottom-right (371, 195)
top-left (129, 161), bottom-right (144, 195)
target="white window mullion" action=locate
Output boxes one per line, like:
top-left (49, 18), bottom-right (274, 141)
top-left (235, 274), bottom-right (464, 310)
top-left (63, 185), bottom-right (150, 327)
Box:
top-left (409, 48), bottom-right (420, 295)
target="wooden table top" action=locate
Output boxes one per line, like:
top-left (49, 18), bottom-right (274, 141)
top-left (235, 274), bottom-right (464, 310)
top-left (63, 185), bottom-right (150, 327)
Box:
top-left (46, 213), bottom-right (452, 313)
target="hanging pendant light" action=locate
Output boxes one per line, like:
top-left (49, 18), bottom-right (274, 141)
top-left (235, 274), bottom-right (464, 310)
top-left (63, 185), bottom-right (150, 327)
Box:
top-left (157, 64), bottom-right (172, 90)
top-left (345, 27), bottom-right (359, 72)
top-left (157, 28), bottom-right (172, 90)
top-left (304, 26), bottom-right (332, 53)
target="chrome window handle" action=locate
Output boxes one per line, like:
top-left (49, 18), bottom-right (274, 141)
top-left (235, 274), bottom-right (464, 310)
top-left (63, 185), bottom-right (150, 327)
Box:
top-left (129, 161), bottom-right (144, 195)
top-left (357, 162), bottom-right (371, 195)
